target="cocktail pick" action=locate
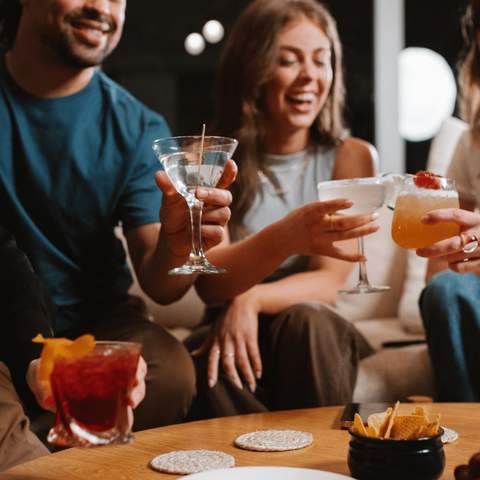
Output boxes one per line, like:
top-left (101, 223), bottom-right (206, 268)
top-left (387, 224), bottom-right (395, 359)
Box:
top-left (199, 123), bottom-right (206, 173)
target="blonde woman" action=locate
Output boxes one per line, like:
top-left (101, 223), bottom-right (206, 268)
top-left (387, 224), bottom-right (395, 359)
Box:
top-left (187, 0), bottom-right (378, 417)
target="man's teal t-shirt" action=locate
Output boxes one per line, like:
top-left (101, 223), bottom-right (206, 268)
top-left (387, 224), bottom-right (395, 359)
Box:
top-left (0, 54), bottom-right (171, 333)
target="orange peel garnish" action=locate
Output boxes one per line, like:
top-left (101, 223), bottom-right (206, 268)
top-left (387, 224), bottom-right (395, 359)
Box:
top-left (32, 334), bottom-right (96, 390)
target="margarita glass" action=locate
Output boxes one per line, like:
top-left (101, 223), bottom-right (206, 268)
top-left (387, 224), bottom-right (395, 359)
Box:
top-left (317, 177), bottom-right (390, 294)
top-left (391, 176), bottom-right (459, 249)
top-left (152, 136), bottom-right (238, 275)
top-left (48, 341), bottom-right (141, 447)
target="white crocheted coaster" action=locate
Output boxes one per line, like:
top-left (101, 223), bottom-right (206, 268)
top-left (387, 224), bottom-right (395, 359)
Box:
top-left (441, 426), bottom-right (459, 444)
top-left (150, 449), bottom-right (235, 474)
top-left (234, 429), bottom-right (313, 452)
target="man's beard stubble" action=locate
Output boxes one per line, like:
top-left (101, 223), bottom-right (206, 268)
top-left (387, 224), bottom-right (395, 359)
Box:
top-left (42, 8), bottom-right (118, 69)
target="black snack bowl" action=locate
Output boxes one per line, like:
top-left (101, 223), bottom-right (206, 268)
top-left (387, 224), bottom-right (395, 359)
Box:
top-left (347, 427), bottom-right (445, 480)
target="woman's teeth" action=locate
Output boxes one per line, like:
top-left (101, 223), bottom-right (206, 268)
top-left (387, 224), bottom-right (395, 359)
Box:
top-left (287, 93), bottom-right (316, 103)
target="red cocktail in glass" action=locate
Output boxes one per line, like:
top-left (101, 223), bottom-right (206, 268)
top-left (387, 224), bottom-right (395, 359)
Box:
top-left (48, 341), bottom-right (141, 447)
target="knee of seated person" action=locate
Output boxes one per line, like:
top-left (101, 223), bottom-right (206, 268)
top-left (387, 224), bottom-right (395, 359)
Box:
top-left (422, 270), bottom-right (465, 307)
top-left (134, 324), bottom-right (195, 400)
top-left (421, 271), bottom-right (469, 326)
top-left (279, 303), bottom-right (344, 332)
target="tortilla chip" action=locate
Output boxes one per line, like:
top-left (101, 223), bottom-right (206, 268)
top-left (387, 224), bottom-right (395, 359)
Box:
top-left (366, 425), bottom-right (379, 438)
top-left (353, 413), bottom-right (368, 436)
top-left (390, 415), bottom-right (429, 440)
top-left (367, 411), bottom-right (389, 435)
top-left (384, 401), bottom-right (400, 439)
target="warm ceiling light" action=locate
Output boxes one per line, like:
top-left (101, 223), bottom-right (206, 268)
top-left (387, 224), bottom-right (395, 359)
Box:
top-left (184, 32), bottom-right (205, 56)
top-left (202, 19), bottom-right (224, 44)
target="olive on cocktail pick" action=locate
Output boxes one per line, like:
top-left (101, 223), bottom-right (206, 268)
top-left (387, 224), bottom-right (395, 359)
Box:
top-left (454, 464), bottom-right (470, 480)
top-left (469, 452), bottom-right (480, 477)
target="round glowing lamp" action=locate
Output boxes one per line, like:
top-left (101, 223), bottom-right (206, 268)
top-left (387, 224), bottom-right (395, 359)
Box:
top-left (399, 47), bottom-right (457, 142)
top-left (202, 20), bottom-right (224, 44)
top-left (184, 32), bottom-right (205, 56)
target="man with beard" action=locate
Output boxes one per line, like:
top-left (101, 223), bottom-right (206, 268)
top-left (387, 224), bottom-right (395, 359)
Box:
top-left (0, 0), bottom-right (236, 436)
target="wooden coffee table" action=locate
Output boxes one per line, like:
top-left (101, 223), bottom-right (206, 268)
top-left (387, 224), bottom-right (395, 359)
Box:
top-left (1, 403), bottom-right (478, 479)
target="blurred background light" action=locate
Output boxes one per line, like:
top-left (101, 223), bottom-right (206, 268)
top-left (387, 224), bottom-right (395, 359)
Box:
top-left (184, 32), bottom-right (205, 56)
top-left (399, 47), bottom-right (457, 142)
top-left (202, 19), bottom-right (224, 44)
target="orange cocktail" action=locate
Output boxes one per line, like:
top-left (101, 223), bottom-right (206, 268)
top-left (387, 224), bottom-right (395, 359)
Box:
top-left (391, 173), bottom-right (459, 249)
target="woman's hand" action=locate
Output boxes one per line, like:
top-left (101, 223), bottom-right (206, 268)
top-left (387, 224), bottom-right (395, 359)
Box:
top-left (27, 355), bottom-right (148, 428)
top-left (155, 160), bottom-right (237, 258)
top-left (279, 199), bottom-right (379, 261)
top-left (416, 208), bottom-right (480, 274)
top-left (192, 289), bottom-right (262, 392)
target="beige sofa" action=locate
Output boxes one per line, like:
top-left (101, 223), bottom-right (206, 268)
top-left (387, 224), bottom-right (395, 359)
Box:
top-left (124, 208), bottom-right (431, 403)
top-left (125, 116), bottom-right (468, 403)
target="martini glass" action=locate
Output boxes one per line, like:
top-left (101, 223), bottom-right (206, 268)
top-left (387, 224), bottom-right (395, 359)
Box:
top-left (317, 177), bottom-right (390, 294)
top-left (152, 136), bottom-right (238, 275)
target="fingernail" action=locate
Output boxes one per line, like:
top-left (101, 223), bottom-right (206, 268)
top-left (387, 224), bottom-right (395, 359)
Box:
top-left (371, 212), bottom-right (379, 220)
top-left (249, 383), bottom-right (256, 392)
top-left (208, 378), bottom-right (215, 388)
top-left (196, 188), bottom-right (208, 199)
top-left (255, 370), bottom-right (262, 379)
top-left (236, 382), bottom-right (243, 390)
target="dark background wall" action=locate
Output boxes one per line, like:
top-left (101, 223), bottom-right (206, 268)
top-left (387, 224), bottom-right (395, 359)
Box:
top-left (104, 0), bottom-right (467, 172)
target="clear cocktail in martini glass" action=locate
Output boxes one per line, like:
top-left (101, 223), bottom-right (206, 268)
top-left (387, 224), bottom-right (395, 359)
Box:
top-left (152, 135), bottom-right (238, 275)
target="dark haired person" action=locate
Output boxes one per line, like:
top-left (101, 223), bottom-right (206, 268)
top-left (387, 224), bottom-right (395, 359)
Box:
top-left (0, 223), bottom-right (147, 471)
top-left (0, 225), bottom-right (53, 471)
top-left (187, 0), bottom-right (378, 417)
top-left (417, 0), bottom-right (480, 402)
top-left (0, 0), bottom-right (236, 430)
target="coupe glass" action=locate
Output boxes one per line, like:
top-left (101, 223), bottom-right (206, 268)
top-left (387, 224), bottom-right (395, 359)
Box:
top-left (317, 177), bottom-right (390, 294)
top-left (48, 341), bottom-right (141, 447)
top-left (391, 176), bottom-right (459, 249)
top-left (153, 136), bottom-right (238, 275)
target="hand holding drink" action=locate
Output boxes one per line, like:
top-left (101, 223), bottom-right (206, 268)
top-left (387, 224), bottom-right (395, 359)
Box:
top-left (415, 208), bottom-right (480, 272)
top-left (31, 335), bottom-right (143, 447)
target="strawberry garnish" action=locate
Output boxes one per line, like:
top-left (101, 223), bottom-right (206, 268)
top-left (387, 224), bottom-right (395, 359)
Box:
top-left (413, 170), bottom-right (441, 189)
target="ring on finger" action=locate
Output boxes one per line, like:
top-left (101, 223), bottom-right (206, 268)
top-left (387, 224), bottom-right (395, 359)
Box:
top-left (222, 352), bottom-right (235, 358)
top-left (461, 233), bottom-right (479, 254)
top-left (327, 214), bottom-right (335, 231)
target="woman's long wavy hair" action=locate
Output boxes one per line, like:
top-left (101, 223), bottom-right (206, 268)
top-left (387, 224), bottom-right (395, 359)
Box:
top-left (459, 0), bottom-right (480, 144)
top-left (212, 0), bottom-right (347, 240)
top-left (0, 0), bottom-right (21, 49)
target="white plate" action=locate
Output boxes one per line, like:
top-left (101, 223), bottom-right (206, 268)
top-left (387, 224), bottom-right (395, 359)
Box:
top-left (183, 466), bottom-right (354, 479)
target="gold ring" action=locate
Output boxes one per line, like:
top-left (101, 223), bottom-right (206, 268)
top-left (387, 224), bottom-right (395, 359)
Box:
top-left (328, 214), bottom-right (335, 231)
top-left (461, 233), bottom-right (479, 254)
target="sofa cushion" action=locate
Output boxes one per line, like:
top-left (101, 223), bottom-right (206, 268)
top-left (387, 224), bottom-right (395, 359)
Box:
top-left (397, 250), bottom-right (427, 334)
top-left (353, 318), bottom-right (425, 351)
top-left (353, 344), bottom-right (433, 402)
top-left (334, 207), bottom-right (406, 322)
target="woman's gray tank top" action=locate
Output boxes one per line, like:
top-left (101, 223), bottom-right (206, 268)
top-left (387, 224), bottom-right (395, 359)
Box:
top-left (242, 146), bottom-right (336, 281)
